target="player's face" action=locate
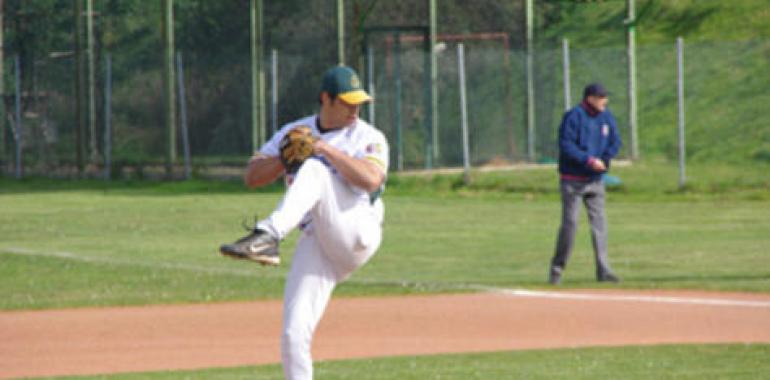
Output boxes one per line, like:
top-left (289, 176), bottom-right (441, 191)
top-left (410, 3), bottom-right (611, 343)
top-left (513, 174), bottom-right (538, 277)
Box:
top-left (587, 95), bottom-right (609, 112)
top-left (322, 93), bottom-right (361, 128)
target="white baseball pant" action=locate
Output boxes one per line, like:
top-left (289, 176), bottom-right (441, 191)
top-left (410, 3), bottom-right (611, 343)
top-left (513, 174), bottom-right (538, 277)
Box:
top-left (260, 158), bottom-right (383, 380)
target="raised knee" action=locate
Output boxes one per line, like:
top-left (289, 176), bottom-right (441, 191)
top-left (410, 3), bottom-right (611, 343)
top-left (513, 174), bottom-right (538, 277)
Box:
top-left (298, 157), bottom-right (326, 173)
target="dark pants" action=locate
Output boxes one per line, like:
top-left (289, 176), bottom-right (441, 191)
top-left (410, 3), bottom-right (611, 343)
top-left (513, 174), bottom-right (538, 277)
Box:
top-left (551, 179), bottom-right (613, 277)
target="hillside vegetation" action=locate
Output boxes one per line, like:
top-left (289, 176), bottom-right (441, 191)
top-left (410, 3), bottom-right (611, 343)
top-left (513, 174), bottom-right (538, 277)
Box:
top-left (541, 0), bottom-right (770, 163)
top-left (543, 0), bottom-right (770, 46)
top-left (2, 0), bottom-right (768, 171)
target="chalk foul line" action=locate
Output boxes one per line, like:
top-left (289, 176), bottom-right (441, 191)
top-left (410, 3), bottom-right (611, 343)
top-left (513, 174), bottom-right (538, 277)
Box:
top-left (4, 246), bottom-right (770, 309)
top-left (1, 246), bottom-right (264, 277)
top-left (487, 287), bottom-right (770, 308)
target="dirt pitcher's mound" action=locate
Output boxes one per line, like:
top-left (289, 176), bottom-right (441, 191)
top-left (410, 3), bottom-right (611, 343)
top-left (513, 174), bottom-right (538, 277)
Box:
top-left (2, 289), bottom-right (770, 379)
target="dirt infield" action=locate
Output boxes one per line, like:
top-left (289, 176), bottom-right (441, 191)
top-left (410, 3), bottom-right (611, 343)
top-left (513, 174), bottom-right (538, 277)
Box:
top-left (2, 289), bottom-right (770, 379)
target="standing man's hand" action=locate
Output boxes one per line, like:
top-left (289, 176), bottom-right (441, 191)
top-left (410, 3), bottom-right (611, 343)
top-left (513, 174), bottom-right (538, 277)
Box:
top-left (588, 157), bottom-right (607, 172)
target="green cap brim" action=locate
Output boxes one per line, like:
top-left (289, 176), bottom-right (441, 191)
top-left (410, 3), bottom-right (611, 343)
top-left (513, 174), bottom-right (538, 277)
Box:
top-left (338, 90), bottom-right (372, 105)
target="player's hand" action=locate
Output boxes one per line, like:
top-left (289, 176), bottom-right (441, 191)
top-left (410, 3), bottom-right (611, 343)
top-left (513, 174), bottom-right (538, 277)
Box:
top-left (312, 139), bottom-right (328, 156)
top-left (589, 158), bottom-right (607, 172)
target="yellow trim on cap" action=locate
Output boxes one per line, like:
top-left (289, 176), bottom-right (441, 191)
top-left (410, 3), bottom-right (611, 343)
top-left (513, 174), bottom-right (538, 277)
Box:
top-left (339, 90), bottom-right (372, 105)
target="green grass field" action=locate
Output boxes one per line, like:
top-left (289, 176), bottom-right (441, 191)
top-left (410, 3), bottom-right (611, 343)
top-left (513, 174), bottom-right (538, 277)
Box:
top-left (2, 162), bottom-right (769, 310)
top-left (2, 1), bottom-right (768, 378)
top-left (2, 162), bottom-right (769, 378)
top-left (43, 344), bottom-right (770, 379)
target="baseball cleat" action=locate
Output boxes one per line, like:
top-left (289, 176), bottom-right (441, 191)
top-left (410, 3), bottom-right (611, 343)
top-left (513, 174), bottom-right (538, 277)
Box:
top-left (597, 271), bottom-right (620, 283)
top-left (220, 229), bottom-right (280, 266)
top-left (548, 266), bottom-right (563, 285)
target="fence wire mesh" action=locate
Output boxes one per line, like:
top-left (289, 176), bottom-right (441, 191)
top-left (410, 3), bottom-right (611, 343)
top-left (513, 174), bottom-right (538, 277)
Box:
top-left (1, 0), bottom-right (768, 178)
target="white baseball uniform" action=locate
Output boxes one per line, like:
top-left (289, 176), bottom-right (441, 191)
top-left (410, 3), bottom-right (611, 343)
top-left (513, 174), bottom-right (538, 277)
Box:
top-left (256, 114), bottom-right (389, 380)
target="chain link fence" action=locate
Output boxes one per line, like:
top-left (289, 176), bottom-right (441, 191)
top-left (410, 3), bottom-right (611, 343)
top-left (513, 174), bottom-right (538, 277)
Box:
top-left (1, 0), bottom-right (768, 178)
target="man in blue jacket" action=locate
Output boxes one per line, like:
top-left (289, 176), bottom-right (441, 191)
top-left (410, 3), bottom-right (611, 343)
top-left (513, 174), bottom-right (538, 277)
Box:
top-left (549, 83), bottom-right (622, 285)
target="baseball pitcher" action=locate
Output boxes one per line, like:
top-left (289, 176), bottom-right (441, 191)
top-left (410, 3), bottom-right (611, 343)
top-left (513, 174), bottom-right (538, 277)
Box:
top-left (219, 65), bottom-right (388, 380)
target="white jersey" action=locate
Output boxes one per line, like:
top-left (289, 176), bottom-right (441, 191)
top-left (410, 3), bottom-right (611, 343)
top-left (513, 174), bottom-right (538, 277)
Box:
top-left (260, 115), bottom-right (389, 204)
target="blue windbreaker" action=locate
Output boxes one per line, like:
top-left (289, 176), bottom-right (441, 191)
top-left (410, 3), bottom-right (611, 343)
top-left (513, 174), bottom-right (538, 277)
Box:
top-left (557, 104), bottom-right (622, 181)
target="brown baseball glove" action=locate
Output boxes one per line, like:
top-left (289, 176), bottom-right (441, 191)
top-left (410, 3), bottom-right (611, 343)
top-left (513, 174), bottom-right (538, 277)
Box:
top-left (278, 125), bottom-right (318, 174)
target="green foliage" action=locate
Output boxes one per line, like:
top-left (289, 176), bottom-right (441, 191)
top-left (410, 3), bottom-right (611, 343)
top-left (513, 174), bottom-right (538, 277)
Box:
top-left (528, 0), bottom-right (770, 164)
top-left (633, 39), bottom-right (770, 163)
top-left (2, 0), bottom-right (769, 171)
top-left (541, 0), bottom-right (770, 47)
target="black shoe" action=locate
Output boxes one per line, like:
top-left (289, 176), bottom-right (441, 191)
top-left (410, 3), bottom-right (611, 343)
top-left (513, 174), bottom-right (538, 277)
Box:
top-left (220, 229), bottom-right (280, 266)
top-left (597, 272), bottom-right (620, 283)
top-left (549, 266), bottom-right (563, 285)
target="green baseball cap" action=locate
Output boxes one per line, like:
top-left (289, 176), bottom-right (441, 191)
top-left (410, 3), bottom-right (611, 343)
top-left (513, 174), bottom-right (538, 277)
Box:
top-left (320, 65), bottom-right (372, 105)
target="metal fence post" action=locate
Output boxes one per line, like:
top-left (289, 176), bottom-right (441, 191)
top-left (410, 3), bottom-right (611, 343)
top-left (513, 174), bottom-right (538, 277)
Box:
top-left (250, 0), bottom-right (265, 151)
top-left (562, 38), bottom-right (571, 111)
top-left (525, 0), bottom-right (535, 162)
top-left (271, 49), bottom-right (278, 137)
top-left (163, 0), bottom-right (176, 172)
top-left (677, 37), bottom-right (686, 189)
top-left (366, 46), bottom-right (376, 125)
top-left (104, 55), bottom-right (112, 180)
top-left (74, 0), bottom-right (84, 172)
top-left (0, 3), bottom-right (5, 164)
top-left (87, 0), bottom-right (98, 164)
top-left (13, 54), bottom-right (22, 179)
top-left (457, 43), bottom-right (471, 185)
top-left (429, 0), bottom-right (438, 163)
top-left (394, 32), bottom-right (403, 171)
top-left (422, 27), bottom-right (432, 169)
top-left (176, 52), bottom-right (191, 180)
top-left (627, 0), bottom-right (639, 160)
top-left (337, 0), bottom-right (345, 64)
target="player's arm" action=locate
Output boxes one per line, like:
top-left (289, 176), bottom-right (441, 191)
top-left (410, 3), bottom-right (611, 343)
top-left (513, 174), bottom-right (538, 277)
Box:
top-left (314, 140), bottom-right (384, 193)
top-left (244, 153), bottom-right (284, 188)
top-left (558, 112), bottom-right (589, 164)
